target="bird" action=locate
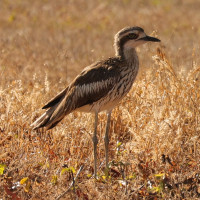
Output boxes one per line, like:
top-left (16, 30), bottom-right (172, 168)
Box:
top-left (31, 26), bottom-right (160, 178)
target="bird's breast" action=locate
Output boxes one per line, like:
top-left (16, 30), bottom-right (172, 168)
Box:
top-left (97, 65), bottom-right (139, 112)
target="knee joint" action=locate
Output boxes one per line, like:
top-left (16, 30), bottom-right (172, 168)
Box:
top-left (93, 135), bottom-right (98, 145)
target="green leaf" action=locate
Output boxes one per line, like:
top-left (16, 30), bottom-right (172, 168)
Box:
top-left (117, 142), bottom-right (122, 147)
top-left (45, 162), bottom-right (50, 168)
top-left (38, 162), bottom-right (44, 166)
top-left (8, 13), bottom-right (16, 22)
top-left (152, 186), bottom-right (160, 193)
top-left (69, 166), bottom-right (75, 173)
top-left (151, 0), bottom-right (162, 6)
top-left (51, 175), bottom-right (58, 184)
top-left (61, 168), bottom-right (68, 175)
top-left (155, 173), bottom-right (165, 178)
top-left (127, 173), bottom-right (136, 180)
top-left (0, 164), bottom-right (6, 175)
top-left (87, 174), bottom-right (92, 178)
top-left (61, 167), bottom-right (75, 175)
top-left (24, 181), bottom-right (31, 192)
top-left (20, 177), bottom-right (28, 185)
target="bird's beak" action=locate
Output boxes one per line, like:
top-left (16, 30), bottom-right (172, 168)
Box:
top-left (139, 35), bottom-right (160, 42)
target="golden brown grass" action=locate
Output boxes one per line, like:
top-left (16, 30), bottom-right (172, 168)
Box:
top-left (1, 0), bottom-right (200, 199)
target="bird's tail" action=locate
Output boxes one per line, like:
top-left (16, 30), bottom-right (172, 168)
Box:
top-left (31, 88), bottom-right (68, 130)
top-left (31, 103), bottom-right (65, 130)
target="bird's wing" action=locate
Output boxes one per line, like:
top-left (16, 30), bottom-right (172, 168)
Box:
top-left (48, 59), bottom-right (121, 119)
top-left (42, 87), bottom-right (69, 109)
top-left (65, 59), bottom-right (121, 111)
top-left (32, 58), bottom-right (122, 130)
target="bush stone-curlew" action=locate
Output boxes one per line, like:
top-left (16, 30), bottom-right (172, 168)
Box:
top-left (31, 26), bottom-right (160, 178)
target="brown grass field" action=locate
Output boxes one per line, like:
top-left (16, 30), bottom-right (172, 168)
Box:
top-left (1, 0), bottom-right (200, 199)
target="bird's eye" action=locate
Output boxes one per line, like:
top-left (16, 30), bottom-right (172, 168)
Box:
top-left (128, 33), bottom-right (138, 39)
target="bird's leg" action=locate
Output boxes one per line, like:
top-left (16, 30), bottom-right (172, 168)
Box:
top-left (93, 112), bottom-right (98, 179)
top-left (104, 111), bottom-right (112, 174)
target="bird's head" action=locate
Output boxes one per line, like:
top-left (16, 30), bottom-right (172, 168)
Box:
top-left (114, 26), bottom-right (160, 56)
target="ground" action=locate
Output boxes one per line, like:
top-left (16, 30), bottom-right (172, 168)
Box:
top-left (0, 0), bottom-right (200, 199)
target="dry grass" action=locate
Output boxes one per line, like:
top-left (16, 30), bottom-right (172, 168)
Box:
top-left (1, 0), bottom-right (200, 199)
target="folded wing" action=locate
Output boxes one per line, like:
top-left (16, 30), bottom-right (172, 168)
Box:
top-left (31, 58), bottom-right (121, 130)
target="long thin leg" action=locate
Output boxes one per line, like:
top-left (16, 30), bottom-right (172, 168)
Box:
top-left (104, 111), bottom-right (112, 170)
top-left (93, 111), bottom-right (98, 179)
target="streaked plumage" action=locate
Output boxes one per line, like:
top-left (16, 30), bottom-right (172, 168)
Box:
top-left (31, 26), bottom-right (160, 178)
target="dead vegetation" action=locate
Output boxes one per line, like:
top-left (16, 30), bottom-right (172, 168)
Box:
top-left (1, 0), bottom-right (200, 199)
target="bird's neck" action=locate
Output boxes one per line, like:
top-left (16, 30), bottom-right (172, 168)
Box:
top-left (116, 47), bottom-right (139, 67)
